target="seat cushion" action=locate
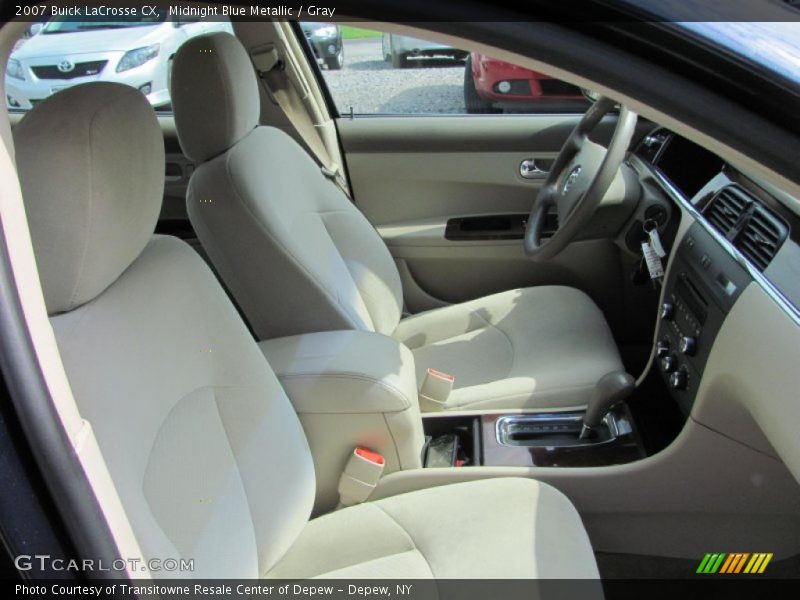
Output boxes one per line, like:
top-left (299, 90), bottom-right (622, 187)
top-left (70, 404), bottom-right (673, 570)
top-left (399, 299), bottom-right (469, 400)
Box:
top-left (265, 478), bottom-right (600, 579)
top-left (393, 286), bottom-right (623, 410)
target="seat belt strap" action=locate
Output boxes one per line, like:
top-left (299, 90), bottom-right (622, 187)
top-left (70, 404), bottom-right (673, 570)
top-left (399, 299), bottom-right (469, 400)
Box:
top-left (251, 42), bottom-right (353, 200)
top-left (321, 164), bottom-right (351, 197)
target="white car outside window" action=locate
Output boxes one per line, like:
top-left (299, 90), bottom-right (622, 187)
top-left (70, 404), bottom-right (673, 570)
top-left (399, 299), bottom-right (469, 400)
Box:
top-left (6, 14), bottom-right (233, 110)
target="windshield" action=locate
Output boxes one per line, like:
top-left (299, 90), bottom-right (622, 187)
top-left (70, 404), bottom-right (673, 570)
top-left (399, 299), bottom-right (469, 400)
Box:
top-left (41, 14), bottom-right (166, 34)
top-left (680, 22), bottom-right (800, 84)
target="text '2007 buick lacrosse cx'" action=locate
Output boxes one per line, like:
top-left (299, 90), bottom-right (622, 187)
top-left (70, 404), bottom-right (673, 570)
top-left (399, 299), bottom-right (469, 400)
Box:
top-left (0, 0), bottom-right (799, 598)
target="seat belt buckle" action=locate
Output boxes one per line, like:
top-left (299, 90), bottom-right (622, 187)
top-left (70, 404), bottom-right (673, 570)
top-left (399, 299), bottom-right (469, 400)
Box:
top-left (337, 447), bottom-right (385, 507)
top-left (419, 368), bottom-right (454, 412)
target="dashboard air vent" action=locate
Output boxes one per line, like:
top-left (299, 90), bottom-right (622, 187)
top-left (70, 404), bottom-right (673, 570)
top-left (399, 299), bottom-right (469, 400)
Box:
top-left (735, 205), bottom-right (787, 271)
top-left (705, 187), bottom-right (749, 236)
top-left (704, 185), bottom-right (789, 271)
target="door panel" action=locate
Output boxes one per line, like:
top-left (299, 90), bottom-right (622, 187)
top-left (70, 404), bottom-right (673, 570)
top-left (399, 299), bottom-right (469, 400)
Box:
top-left (340, 115), bottom-right (592, 225)
top-left (348, 148), bottom-right (556, 224)
top-left (337, 114), bottom-right (648, 323)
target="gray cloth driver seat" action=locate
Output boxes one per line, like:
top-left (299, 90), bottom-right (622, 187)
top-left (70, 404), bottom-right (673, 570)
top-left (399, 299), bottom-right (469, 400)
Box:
top-left (170, 32), bottom-right (624, 411)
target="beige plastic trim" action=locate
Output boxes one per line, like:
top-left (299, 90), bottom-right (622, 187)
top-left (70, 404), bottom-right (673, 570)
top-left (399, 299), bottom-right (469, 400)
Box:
top-left (372, 417), bottom-right (800, 559)
top-left (0, 23), bottom-right (22, 158)
top-left (692, 284), bottom-right (800, 477)
top-left (423, 405), bottom-right (588, 419)
top-left (0, 21), bottom-right (147, 579)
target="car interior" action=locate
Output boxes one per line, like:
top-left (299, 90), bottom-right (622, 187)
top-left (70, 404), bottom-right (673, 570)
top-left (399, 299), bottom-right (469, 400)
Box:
top-left (1, 14), bottom-right (800, 583)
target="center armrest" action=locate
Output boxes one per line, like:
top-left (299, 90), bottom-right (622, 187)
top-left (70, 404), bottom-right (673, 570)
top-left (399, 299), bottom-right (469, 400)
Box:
top-left (258, 330), bottom-right (424, 515)
top-left (259, 330), bottom-right (417, 414)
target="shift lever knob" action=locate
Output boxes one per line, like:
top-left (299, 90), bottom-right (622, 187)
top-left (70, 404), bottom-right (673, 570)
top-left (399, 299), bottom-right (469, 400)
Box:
top-left (579, 371), bottom-right (635, 439)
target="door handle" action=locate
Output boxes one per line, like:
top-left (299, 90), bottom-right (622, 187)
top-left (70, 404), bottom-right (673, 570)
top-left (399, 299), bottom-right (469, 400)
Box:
top-left (519, 159), bottom-right (548, 180)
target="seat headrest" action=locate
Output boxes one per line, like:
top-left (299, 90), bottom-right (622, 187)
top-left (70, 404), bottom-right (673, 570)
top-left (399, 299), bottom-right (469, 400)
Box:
top-left (171, 32), bottom-right (260, 163)
top-left (13, 82), bottom-right (164, 315)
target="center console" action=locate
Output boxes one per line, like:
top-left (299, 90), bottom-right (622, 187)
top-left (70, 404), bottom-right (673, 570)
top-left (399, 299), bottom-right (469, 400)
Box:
top-left (259, 327), bottom-right (643, 516)
top-left (421, 405), bottom-right (644, 469)
top-left (654, 223), bottom-right (749, 414)
top-left (259, 331), bottom-right (425, 514)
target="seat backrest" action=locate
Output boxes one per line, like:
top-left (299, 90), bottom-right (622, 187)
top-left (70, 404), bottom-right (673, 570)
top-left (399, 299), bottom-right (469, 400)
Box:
top-left (171, 33), bottom-right (404, 340)
top-left (14, 82), bottom-right (316, 578)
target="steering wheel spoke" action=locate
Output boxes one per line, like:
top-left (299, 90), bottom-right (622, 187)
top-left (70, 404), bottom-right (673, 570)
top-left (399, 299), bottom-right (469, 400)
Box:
top-left (524, 97), bottom-right (637, 260)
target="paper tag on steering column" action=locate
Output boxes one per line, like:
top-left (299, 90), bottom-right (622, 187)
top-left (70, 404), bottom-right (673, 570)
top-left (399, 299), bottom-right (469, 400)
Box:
top-left (641, 242), bottom-right (664, 280)
top-left (648, 228), bottom-right (666, 258)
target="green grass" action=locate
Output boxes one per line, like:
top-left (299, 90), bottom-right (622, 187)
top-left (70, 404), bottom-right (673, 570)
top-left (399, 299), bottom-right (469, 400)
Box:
top-left (340, 26), bottom-right (382, 40)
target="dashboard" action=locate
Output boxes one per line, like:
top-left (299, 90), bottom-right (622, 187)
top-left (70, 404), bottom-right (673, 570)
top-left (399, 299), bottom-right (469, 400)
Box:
top-left (638, 131), bottom-right (725, 199)
top-left (630, 128), bottom-right (800, 414)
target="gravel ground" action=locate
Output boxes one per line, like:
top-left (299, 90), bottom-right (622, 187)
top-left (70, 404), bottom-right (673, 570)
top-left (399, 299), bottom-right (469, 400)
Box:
top-left (320, 38), bottom-right (468, 114)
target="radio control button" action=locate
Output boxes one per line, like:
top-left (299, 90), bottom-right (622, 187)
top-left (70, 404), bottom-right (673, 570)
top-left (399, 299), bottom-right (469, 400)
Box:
top-left (679, 335), bottom-right (697, 356)
top-left (670, 369), bottom-right (689, 390)
top-left (661, 355), bottom-right (677, 373)
top-left (661, 302), bottom-right (674, 321)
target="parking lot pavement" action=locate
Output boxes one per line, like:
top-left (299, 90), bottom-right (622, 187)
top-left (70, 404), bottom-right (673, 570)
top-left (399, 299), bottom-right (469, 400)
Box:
top-left (320, 38), bottom-right (468, 114)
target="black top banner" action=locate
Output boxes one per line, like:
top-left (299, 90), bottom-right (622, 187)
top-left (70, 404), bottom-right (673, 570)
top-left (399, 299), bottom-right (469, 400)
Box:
top-left (3, 0), bottom-right (800, 23)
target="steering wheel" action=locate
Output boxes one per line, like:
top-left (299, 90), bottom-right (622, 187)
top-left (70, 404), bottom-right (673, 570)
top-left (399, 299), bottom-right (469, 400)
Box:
top-left (524, 97), bottom-right (638, 260)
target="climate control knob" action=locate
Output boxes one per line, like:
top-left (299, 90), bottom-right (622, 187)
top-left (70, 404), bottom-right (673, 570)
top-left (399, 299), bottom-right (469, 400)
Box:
top-left (679, 335), bottom-right (697, 356)
top-left (670, 369), bottom-right (688, 391)
top-left (661, 302), bottom-right (674, 321)
top-left (661, 355), bottom-right (677, 373)
top-left (656, 340), bottom-right (670, 358)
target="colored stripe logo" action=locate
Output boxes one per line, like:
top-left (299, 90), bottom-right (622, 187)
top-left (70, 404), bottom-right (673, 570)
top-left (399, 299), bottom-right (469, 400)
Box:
top-left (696, 552), bottom-right (773, 574)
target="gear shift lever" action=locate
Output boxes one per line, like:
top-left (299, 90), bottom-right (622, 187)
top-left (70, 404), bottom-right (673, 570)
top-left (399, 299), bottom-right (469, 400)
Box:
top-left (579, 371), bottom-right (635, 440)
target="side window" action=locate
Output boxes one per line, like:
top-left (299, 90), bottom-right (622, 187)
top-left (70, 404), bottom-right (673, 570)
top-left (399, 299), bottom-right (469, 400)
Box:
top-left (307, 25), bottom-right (591, 116)
top-left (6, 13), bottom-right (233, 114)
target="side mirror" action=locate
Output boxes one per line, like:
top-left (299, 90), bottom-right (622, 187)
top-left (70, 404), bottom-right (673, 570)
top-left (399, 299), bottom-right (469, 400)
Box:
top-left (29, 23), bottom-right (43, 36)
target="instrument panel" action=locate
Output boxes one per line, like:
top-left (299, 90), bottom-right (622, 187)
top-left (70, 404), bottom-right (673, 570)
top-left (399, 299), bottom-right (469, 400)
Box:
top-left (632, 128), bottom-right (799, 412)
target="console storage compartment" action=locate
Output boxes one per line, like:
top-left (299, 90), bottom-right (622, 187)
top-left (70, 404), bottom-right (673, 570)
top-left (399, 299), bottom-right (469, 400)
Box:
top-left (422, 415), bottom-right (482, 467)
top-left (259, 331), bottom-right (425, 514)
